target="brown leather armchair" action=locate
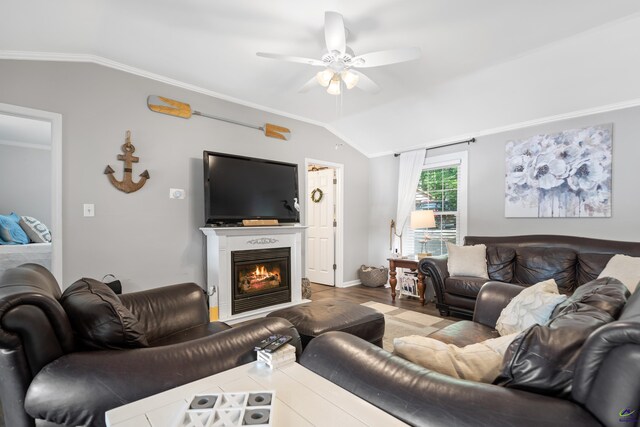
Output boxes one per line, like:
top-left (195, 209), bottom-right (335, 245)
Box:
top-left (0, 264), bottom-right (301, 427)
top-left (420, 234), bottom-right (640, 317)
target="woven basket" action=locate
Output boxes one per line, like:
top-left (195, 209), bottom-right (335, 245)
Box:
top-left (358, 265), bottom-right (389, 288)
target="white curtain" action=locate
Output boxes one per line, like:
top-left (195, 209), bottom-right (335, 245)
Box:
top-left (395, 149), bottom-right (426, 252)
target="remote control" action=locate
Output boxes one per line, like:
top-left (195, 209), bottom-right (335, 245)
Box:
top-left (254, 334), bottom-right (280, 351)
top-left (263, 335), bottom-right (292, 353)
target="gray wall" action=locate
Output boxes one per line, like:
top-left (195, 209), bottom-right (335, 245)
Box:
top-left (368, 105), bottom-right (640, 266)
top-left (0, 60), bottom-right (370, 291)
top-left (0, 144), bottom-right (51, 226)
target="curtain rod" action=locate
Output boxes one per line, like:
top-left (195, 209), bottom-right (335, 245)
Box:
top-left (393, 137), bottom-right (476, 157)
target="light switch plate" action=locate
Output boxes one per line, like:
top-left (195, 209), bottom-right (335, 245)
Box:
top-left (83, 204), bottom-right (95, 217)
top-left (170, 188), bottom-right (185, 199)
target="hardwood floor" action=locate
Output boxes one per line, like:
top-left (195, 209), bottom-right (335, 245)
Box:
top-left (309, 282), bottom-right (456, 320)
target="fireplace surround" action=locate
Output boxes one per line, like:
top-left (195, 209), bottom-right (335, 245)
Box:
top-left (201, 225), bottom-right (308, 322)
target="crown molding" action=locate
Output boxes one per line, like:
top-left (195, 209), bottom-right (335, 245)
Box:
top-left (3, 51), bottom-right (640, 159)
top-left (369, 97), bottom-right (640, 158)
top-left (0, 50), bottom-right (368, 157)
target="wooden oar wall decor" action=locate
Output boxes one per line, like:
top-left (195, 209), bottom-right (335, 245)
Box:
top-left (147, 95), bottom-right (291, 141)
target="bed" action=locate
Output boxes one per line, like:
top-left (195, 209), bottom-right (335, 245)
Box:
top-left (0, 242), bottom-right (52, 276)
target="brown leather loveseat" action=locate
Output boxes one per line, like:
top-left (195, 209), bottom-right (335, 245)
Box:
top-left (420, 234), bottom-right (640, 317)
top-left (0, 264), bottom-right (301, 427)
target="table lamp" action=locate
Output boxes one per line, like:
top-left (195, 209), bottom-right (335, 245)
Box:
top-left (410, 210), bottom-right (436, 259)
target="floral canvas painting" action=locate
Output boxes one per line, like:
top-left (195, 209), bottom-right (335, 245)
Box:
top-left (505, 124), bottom-right (612, 217)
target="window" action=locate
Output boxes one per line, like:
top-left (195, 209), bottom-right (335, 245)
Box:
top-left (402, 152), bottom-right (467, 256)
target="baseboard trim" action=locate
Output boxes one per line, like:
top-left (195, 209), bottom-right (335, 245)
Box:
top-left (338, 280), bottom-right (361, 288)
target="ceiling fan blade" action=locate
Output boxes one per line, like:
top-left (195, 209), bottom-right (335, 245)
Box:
top-left (324, 11), bottom-right (346, 54)
top-left (256, 52), bottom-right (325, 66)
top-left (351, 71), bottom-right (380, 93)
top-left (298, 76), bottom-right (319, 93)
top-left (351, 47), bottom-right (421, 68)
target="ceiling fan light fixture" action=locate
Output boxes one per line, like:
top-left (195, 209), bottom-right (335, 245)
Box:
top-left (341, 70), bottom-right (359, 89)
top-left (316, 69), bottom-right (334, 87)
top-left (327, 75), bottom-right (341, 95)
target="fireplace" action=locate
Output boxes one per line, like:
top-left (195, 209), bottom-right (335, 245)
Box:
top-left (231, 247), bottom-right (291, 315)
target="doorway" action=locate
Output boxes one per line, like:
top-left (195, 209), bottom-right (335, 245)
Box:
top-left (304, 159), bottom-right (344, 287)
top-left (0, 103), bottom-right (62, 284)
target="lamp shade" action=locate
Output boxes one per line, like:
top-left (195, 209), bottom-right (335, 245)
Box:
top-left (327, 76), bottom-right (341, 95)
top-left (410, 210), bottom-right (436, 229)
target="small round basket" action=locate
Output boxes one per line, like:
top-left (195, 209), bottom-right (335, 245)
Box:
top-left (358, 265), bottom-right (389, 288)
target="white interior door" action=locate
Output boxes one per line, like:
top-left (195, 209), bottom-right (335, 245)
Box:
top-left (306, 168), bottom-right (335, 285)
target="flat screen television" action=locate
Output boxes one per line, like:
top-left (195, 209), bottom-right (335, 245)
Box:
top-left (203, 151), bottom-right (300, 225)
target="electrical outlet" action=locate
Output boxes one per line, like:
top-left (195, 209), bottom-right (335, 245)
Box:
top-left (83, 204), bottom-right (95, 217)
top-left (170, 188), bottom-right (185, 199)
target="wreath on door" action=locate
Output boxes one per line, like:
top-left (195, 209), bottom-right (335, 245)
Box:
top-left (311, 188), bottom-right (324, 203)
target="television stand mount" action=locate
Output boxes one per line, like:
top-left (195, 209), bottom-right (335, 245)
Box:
top-left (242, 219), bottom-right (279, 227)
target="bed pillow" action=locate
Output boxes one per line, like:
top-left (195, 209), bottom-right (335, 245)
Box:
top-left (598, 254), bottom-right (640, 293)
top-left (495, 279), bottom-right (567, 336)
top-left (446, 242), bottom-right (489, 279)
top-left (19, 216), bottom-right (52, 243)
top-left (0, 213), bottom-right (30, 245)
top-left (61, 278), bottom-right (149, 350)
top-left (393, 333), bottom-right (519, 383)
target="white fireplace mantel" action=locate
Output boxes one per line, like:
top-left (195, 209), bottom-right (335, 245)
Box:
top-left (200, 225), bottom-right (309, 323)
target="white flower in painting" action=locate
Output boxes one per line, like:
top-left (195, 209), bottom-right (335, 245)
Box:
top-left (567, 158), bottom-right (607, 192)
top-left (529, 152), bottom-right (570, 190)
top-left (555, 144), bottom-right (584, 169)
top-left (506, 155), bottom-right (531, 186)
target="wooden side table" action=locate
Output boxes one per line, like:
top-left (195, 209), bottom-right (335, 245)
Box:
top-left (387, 257), bottom-right (426, 306)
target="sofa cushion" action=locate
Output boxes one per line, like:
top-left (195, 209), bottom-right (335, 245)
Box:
top-left (444, 276), bottom-right (488, 299)
top-left (514, 247), bottom-right (577, 292)
top-left (495, 279), bottom-right (567, 336)
top-left (427, 320), bottom-right (499, 347)
top-left (148, 322), bottom-right (231, 347)
top-left (61, 278), bottom-right (149, 350)
top-left (495, 277), bottom-right (629, 397)
top-left (447, 243), bottom-right (489, 279)
top-left (486, 246), bottom-right (516, 282)
top-left (577, 253), bottom-right (613, 286)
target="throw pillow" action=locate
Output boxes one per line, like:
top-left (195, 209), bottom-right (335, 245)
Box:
top-left (393, 333), bottom-right (519, 383)
top-left (0, 213), bottom-right (30, 245)
top-left (495, 279), bottom-right (567, 336)
top-left (61, 278), bottom-right (149, 350)
top-left (446, 242), bottom-right (489, 279)
top-left (598, 254), bottom-right (640, 293)
top-left (495, 277), bottom-right (629, 397)
top-left (19, 216), bottom-right (52, 243)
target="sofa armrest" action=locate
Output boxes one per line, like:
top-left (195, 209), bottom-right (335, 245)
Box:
top-left (473, 281), bottom-right (525, 329)
top-left (119, 283), bottom-right (209, 342)
top-left (25, 317), bottom-right (301, 427)
top-left (300, 332), bottom-right (599, 427)
top-left (419, 255), bottom-right (449, 307)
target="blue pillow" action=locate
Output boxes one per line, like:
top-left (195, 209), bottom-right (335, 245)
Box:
top-left (0, 213), bottom-right (30, 245)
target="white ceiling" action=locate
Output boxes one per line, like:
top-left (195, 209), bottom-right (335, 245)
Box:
top-left (2, 1), bottom-right (640, 156)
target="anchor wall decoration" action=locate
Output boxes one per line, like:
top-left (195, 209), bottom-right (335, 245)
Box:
top-left (104, 130), bottom-right (150, 193)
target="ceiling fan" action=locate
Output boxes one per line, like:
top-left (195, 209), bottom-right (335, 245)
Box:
top-left (256, 11), bottom-right (421, 95)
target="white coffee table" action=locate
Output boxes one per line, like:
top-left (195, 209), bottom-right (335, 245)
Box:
top-left (105, 361), bottom-right (408, 427)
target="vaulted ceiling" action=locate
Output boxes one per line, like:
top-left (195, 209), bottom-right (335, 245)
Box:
top-left (2, 1), bottom-right (640, 156)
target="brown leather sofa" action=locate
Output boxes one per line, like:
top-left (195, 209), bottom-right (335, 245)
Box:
top-left (420, 234), bottom-right (640, 317)
top-left (300, 278), bottom-right (640, 427)
top-left (0, 264), bottom-right (301, 427)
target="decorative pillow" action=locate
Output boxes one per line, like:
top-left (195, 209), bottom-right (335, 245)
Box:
top-left (61, 278), bottom-right (149, 350)
top-left (495, 279), bottom-right (567, 336)
top-left (19, 216), bottom-right (52, 243)
top-left (446, 243), bottom-right (489, 279)
top-left (393, 333), bottom-right (519, 383)
top-left (0, 213), bottom-right (30, 245)
top-left (495, 277), bottom-right (629, 397)
top-left (598, 254), bottom-right (640, 293)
